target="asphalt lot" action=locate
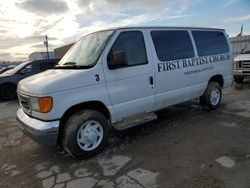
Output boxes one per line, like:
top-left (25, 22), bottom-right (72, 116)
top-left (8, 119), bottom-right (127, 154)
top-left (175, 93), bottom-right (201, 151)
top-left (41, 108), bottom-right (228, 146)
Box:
top-left (0, 81), bottom-right (250, 188)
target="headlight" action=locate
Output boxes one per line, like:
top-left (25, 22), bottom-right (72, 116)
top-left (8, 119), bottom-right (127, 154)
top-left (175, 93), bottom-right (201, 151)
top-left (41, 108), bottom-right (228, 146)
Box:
top-left (233, 61), bottom-right (237, 69)
top-left (30, 96), bottom-right (53, 113)
top-left (30, 97), bottom-right (40, 111)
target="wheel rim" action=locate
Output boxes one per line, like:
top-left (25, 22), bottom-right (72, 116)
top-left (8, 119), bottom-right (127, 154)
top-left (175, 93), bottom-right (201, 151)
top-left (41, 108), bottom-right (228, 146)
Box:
top-left (210, 88), bottom-right (221, 106)
top-left (77, 120), bottom-right (104, 151)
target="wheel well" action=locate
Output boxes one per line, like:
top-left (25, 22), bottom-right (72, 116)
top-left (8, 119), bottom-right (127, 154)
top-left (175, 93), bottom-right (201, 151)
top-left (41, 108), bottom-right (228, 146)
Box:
top-left (209, 75), bottom-right (224, 87)
top-left (58, 101), bottom-right (111, 144)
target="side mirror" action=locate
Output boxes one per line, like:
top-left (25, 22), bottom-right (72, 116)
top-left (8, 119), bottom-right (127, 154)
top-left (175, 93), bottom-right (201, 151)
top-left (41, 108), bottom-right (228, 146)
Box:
top-left (108, 51), bottom-right (128, 69)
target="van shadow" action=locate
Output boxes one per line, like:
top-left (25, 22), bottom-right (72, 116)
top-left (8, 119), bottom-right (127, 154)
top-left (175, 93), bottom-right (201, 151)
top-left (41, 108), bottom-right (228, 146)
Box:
top-left (36, 101), bottom-right (202, 162)
top-left (233, 78), bottom-right (250, 91)
top-left (107, 101), bottom-right (202, 151)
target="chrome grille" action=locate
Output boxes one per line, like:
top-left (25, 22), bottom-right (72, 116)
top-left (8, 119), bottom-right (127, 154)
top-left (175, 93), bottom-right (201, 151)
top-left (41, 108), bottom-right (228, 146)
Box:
top-left (18, 94), bottom-right (31, 114)
top-left (242, 61), bottom-right (250, 69)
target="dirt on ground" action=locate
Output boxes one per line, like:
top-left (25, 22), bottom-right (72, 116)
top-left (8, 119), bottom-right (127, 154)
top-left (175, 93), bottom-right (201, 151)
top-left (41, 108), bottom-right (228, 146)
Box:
top-left (0, 81), bottom-right (250, 188)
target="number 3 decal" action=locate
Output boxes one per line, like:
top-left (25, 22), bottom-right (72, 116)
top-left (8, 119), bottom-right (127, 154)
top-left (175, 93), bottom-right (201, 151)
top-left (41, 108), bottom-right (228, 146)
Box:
top-left (95, 74), bottom-right (100, 82)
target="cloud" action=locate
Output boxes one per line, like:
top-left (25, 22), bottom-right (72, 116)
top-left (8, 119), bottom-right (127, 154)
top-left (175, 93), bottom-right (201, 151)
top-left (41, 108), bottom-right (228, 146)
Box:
top-left (0, 0), bottom-right (200, 61)
top-left (0, 53), bottom-right (11, 59)
top-left (0, 29), bottom-right (8, 33)
top-left (223, 14), bottom-right (250, 23)
top-left (0, 35), bottom-right (46, 50)
top-left (223, 0), bottom-right (240, 7)
top-left (77, 0), bottom-right (166, 13)
top-left (16, 0), bottom-right (69, 15)
top-left (76, 0), bottom-right (200, 17)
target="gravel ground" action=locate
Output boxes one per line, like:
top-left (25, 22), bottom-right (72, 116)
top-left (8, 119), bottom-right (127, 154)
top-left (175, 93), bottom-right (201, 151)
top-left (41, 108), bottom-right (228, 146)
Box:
top-left (0, 81), bottom-right (250, 188)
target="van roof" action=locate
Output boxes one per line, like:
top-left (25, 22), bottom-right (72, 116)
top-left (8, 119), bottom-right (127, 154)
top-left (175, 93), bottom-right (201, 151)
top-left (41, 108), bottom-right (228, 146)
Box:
top-left (97, 26), bottom-right (225, 32)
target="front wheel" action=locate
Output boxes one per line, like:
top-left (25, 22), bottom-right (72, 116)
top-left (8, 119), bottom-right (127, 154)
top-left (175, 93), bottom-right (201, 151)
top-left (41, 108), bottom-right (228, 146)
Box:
top-left (200, 82), bottom-right (222, 111)
top-left (62, 110), bottom-right (109, 159)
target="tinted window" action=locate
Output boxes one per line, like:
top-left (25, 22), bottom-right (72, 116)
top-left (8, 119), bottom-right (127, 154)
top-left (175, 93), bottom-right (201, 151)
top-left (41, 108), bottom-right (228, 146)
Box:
top-left (32, 63), bottom-right (40, 73)
top-left (20, 64), bottom-right (33, 74)
top-left (151, 30), bottom-right (194, 61)
top-left (192, 31), bottom-right (229, 56)
top-left (39, 61), bottom-right (57, 71)
top-left (108, 31), bottom-right (147, 67)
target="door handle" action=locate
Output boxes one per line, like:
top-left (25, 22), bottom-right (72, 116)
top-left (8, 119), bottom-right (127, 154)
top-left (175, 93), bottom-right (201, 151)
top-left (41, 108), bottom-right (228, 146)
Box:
top-left (149, 76), bottom-right (154, 85)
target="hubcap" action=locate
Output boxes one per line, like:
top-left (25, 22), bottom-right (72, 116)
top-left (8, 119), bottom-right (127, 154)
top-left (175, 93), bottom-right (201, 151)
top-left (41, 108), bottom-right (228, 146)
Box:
top-left (210, 88), bottom-right (221, 106)
top-left (77, 120), bottom-right (104, 151)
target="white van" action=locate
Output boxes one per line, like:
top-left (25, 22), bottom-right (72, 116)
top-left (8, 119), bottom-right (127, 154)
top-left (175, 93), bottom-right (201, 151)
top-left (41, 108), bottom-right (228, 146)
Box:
top-left (233, 43), bottom-right (250, 83)
top-left (17, 27), bottom-right (233, 158)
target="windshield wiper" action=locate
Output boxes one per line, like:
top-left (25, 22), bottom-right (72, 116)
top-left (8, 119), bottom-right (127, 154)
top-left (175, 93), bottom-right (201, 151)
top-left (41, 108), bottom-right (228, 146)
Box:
top-left (55, 63), bottom-right (93, 69)
top-left (242, 51), bottom-right (250, 54)
top-left (62, 62), bottom-right (77, 66)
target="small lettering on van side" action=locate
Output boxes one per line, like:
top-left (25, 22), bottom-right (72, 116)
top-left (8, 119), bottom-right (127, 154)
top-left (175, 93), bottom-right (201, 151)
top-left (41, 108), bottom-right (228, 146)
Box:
top-left (157, 53), bottom-right (230, 72)
top-left (184, 66), bottom-right (214, 75)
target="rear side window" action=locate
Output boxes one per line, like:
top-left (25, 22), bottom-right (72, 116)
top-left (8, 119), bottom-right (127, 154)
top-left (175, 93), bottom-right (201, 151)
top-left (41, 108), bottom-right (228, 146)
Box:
top-left (108, 31), bottom-right (147, 67)
top-left (192, 31), bottom-right (229, 56)
top-left (151, 30), bottom-right (195, 61)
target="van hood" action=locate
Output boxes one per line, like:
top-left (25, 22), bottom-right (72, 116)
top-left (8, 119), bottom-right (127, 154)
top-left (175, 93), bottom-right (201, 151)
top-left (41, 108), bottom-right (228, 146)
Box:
top-left (18, 69), bottom-right (99, 95)
top-left (234, 54), bottom-right (250, 61)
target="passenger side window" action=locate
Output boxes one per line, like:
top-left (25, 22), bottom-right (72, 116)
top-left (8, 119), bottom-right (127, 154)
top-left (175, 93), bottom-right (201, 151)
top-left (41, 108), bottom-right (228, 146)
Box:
top-left (108, 31), bottom-right (147, 68)
top-left (151, 30), bottom-right (195, 61)
top-left (192, 31), bottom-right (229, 56)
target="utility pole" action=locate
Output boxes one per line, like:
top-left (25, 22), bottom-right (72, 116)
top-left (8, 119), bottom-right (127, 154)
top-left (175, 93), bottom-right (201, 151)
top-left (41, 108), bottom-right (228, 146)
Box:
top-left (44, 35), bottom-right (49, 59)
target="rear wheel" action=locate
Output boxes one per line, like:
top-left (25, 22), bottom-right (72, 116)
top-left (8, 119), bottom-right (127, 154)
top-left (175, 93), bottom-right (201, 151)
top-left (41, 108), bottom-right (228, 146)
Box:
top-left (0, 84), bottom-right (17, 101)
top-left (234, 76), bottom-right (244, 84)
top-left (200, 82), bottom-right (222, 111)
top-left (62, 110), bottom-right (109, 159)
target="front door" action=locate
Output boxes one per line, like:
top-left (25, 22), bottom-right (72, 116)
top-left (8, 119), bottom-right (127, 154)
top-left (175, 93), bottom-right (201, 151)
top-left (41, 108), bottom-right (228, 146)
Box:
top-left (103, 30), bottom-right (155, 121)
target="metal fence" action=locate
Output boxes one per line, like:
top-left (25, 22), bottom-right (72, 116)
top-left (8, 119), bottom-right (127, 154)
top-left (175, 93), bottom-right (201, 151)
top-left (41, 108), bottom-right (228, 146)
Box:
top-left (230, 35), bottom-right (250, 57)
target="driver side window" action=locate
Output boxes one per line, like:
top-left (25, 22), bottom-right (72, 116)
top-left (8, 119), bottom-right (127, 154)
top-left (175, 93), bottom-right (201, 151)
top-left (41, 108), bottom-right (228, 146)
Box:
top-left (108, 31), bottom-right (148, 68)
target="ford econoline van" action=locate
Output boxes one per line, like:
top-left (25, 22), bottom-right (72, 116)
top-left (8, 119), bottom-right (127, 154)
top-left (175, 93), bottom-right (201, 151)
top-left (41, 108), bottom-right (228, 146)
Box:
top-left (233, 43), bottom-right (250, 83)
top-left (16, 27), bottom-right (233, 158)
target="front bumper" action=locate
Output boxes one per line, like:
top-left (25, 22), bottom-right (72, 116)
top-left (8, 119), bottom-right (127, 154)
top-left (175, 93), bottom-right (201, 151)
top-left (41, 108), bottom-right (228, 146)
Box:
top-left (233, 69), bottom-right (250, 76)
top-left (16, 108), bottom-right (60, 145)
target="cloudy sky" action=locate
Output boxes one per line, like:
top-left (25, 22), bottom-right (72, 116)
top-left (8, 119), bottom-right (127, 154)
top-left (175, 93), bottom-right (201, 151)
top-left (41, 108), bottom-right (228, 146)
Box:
top-left (0, 0), bottom-right (249, 61)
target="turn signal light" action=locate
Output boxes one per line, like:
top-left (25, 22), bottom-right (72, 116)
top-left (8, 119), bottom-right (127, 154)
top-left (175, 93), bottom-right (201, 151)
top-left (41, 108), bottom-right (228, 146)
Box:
top-left (39, 97), bottom-right (53, 113)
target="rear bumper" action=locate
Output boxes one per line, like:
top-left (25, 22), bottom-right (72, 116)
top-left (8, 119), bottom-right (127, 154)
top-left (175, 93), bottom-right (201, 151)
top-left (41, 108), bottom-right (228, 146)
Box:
top-left (16, 108), bottom-right (59, 145)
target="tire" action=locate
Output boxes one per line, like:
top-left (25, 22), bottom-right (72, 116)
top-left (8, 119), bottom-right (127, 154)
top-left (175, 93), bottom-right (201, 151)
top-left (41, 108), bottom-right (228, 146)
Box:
top-left (199, 82), bottom-right (222, 111)
top-left (0, 84), bottom-right (17, 101)
top-left (62, 110), bottom-right (109, 159)
top-left (234, 76), bottom-right (244, 84)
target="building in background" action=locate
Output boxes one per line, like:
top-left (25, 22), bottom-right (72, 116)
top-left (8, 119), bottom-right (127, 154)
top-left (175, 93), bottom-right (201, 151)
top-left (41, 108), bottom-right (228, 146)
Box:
top-left (29, 52), bottom-right (57, 61)
top-left (0, 61), bottom-right (22, 68)
top-left (54, 43), bottom-right (74, 59)
top-left (230, 35), bottom-right (250, 57)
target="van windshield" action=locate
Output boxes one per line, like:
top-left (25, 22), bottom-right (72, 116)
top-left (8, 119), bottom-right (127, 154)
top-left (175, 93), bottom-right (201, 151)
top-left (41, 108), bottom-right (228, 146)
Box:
top-left (241, 43), bottom-right (250, 54)
top-left (57, 30), bottom-right (114, 68)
